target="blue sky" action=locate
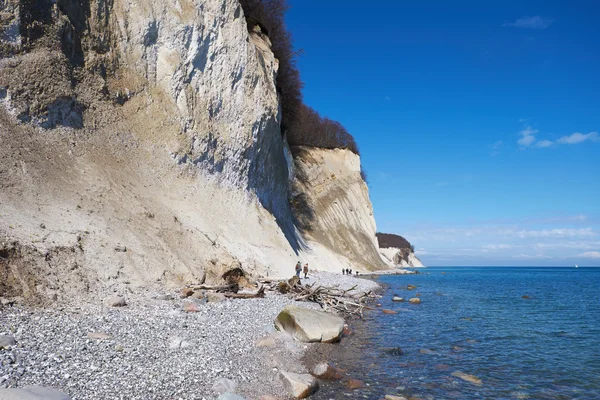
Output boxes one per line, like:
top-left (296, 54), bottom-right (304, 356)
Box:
top-left (286, 0), bottom-right (600, 266)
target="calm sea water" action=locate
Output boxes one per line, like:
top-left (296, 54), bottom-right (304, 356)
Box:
top-left (314, 267), bottom-right (600, 400)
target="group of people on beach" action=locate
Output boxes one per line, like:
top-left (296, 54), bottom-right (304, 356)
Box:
top-left (294, 261), bottom-right (309, 278)
top-left (342, 268), bottom-right (358, 276)
top-left (292, 262), bottom-right (359, 278)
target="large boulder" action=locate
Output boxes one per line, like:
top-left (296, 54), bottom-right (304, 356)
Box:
top-left (0, 386), bottom-right (71, 400)
top-left (274, 305), bottom-right (344, 343)
top-left (279, 371), bottom-right (319, 399)
top-left (311, 362), bottom-right (342, 380)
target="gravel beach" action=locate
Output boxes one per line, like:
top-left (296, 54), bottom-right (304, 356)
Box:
top-left (0, 273), bottom-right (383, 400)
top-left (1, 292), bottom-right (303, 399)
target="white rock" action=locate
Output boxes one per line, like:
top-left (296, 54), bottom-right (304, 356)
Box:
top-left (212, 378), bottom-right (238, 395)
top-left (206, 292), bottom-right (227, 303)
top-left (311, 362), bottom-right (342, 380)
top-left (103, 296), bottom-right (126, 307)
top-left (0, 335), bottom-right (17, 348)
top-left (274, 305), bottom-right (345, 343)
top-left (168, 337), bottom-right (192, 349)
top-left (279, 371), bottom-right (319, 399)
top-left (0, 385), bottom-right (71, 400)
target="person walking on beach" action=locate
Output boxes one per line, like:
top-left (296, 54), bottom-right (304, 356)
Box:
top-left (303, 263), bottom-right (309, 279)
top-left (342, 268), bottom-right (345, 275)
top-left (295, 261), bottom-right (301, 277)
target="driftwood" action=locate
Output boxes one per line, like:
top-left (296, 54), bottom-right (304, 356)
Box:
top-left (258, 278), bottom-right (377, 318)
top-left (187, 283), bottom-right (239, 292)
top-left (223, 286), bottom-right (265, 299)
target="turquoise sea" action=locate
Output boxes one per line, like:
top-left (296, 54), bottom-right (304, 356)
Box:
top-left (314, 267), bottom-right (600, 399)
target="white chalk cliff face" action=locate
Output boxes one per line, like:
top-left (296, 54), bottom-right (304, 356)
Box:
top-left (379, 247), bottom-right (424, 268)
top-left (291, 147), bottom-right (388, 271)
top-left (0, 0), bottom-right (385, 300)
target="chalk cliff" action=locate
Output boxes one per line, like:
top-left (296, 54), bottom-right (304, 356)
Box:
top-left (290, 147), bottom-right (388, 272)
top-left (376, 232), bottom-right (424, 268)
top-left (0, 0), bottom-right (385, 301)
top-left (379, 247), bottom-right (424, 268)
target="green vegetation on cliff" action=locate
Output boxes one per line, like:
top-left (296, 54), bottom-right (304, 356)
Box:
top-left (239, 0), bottom-right (359, 155)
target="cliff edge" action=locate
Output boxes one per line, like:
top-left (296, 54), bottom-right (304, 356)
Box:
top-left (377, 233), bottom-right (424, 268)
top-left (0, 0), bottom-right (385, 302)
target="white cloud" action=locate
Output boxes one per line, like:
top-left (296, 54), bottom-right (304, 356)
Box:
top-left (579, 251), bottom-right (600, 259)
top-left (514, 228), bottom-right (595, 238)
top-left (492, 141), bottom-right (503, 150)
top-left (518, 125), bottom-right (539, 147)
top-left (515, 123), bottom-right (598, 149)
top-left (535, 241), bottom-right (600, 250)
top-left (512, 253), bottom-right (552, 259)
top-left (535, 140), bottom-right (554, 148)
top-left (503, 16), bottom-right (554, 29)
top-left (556, 132), bottom-right (599, 145)
top-left (483, 244), bottom-right (514, 250)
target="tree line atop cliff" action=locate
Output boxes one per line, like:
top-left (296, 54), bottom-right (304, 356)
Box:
top-left (377, 233), bottom-right (416, 253)
top-left (239, 0), bottom-right (360, 156)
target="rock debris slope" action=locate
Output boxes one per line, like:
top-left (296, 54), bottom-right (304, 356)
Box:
top-left (0, 0), bottom-right (387, 301)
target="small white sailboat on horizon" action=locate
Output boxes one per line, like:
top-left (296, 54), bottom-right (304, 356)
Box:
top-left (575, 264), bottom-right (579, 268)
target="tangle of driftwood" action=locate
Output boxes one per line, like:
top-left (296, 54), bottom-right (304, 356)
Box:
top-left (182, 275), bottom-right (377, 318)
top-left (259, 277), bottom-right (377, 318)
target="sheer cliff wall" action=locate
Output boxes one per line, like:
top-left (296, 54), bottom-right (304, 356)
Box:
top-left (0, 0), bottom-right (386, 301)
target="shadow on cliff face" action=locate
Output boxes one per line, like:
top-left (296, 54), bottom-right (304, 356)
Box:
top-left (288, 146), bottom-right (317, 235)
top-left (247, 117), bottom-right (311, 255)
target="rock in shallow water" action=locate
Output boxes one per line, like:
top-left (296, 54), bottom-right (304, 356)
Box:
top-left (274, 305), bottom-right (344, 343)
top-left (311, 362), bottom-right (342, 380)
top-left (346, 379), bottom-right (366, 389)
top-left (0, 385), bottom-right (71, 400)
top-left (279, 371), bottom-right (319, 399)
top-left (382, 309), bottom-right (398, 315)
top-left (392, 296), bottom-right (404, 302)
top-left (409, 298), bottom-right (421, 304)
top-left (451, 371), bottom-right (482, 386)
top-left (384, 347), bottom-right (404, 356)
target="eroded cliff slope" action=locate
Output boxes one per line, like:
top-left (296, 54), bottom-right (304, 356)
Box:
top-left (376, 233), bottom-right (424, 268)
top-left (0, 0), bottom-right (385, 301)
top-left (291, 147), bottom-right (387, 271)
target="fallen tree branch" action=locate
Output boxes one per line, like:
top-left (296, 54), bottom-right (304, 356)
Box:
top-left (224, 286), bottom-right (265, 299)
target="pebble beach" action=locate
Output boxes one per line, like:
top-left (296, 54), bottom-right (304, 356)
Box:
top-left (0, 271), bottom-right (382, 400)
